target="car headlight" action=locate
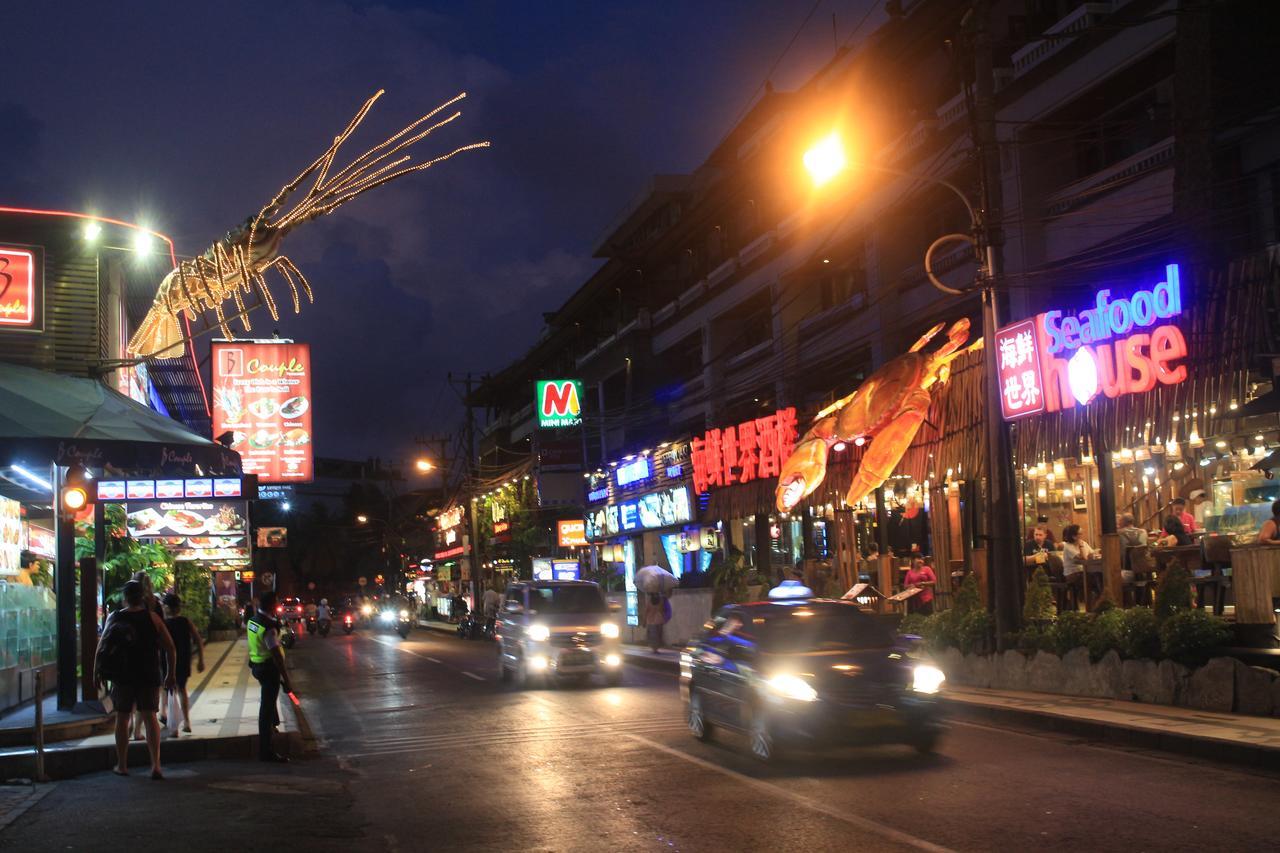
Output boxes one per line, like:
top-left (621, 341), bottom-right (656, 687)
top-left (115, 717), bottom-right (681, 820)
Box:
top-left (765, 673), bottom-right (817, 702)
top-left (600, 622), bottom-right (619, 638)
top-left (399, 610), bottom-right (409, 620)
top-left (912, 664), bottom-right (945, 695)
top-left (604, 653), bottom-right (621, 667)
top-left (361, 605), bottom-right (373, 616)
top-left (527, 624), bottom-right (550, 642)
top-left (380, 611), bottom-right (395, 623)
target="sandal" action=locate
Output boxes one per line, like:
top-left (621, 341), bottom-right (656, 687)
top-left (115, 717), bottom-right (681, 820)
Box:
top-left (112, 767), bottom-right (129, 777)
top-left (151, 769), bottom-right (164, 781)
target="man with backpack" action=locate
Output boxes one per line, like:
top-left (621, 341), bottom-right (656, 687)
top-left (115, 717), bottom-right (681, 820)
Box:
top-left (94, 580), bottom-right (177, 779)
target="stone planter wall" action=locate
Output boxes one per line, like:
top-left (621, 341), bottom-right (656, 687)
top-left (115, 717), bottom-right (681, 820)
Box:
top-left (208, 629), bottom-right (240, 643)
top-left (936, 646), bottom-right (1280, 717)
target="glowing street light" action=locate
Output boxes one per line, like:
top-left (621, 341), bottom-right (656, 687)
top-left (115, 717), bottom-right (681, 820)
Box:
top-left (356, 514), bottom-right (369, 524)
top-left (83, 221), bottom-right (102, 242)
top-left (415, 458), bottom-right (435, 473)
top-left (803, 131), bottom-right (848, 187)
top-left (132, 229), bottom-right (154, 254)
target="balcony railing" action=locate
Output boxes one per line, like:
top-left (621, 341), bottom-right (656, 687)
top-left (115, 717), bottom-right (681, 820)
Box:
top-left (1043, 136), bottom-right (1174, 217)
top-left (1012, 2), bottom-right (1116, 79)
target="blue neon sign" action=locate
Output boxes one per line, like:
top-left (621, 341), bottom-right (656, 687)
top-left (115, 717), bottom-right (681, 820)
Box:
top-left (615, 457), bottom-right (652, 487)
top-left (1043, 264), bottom-right (1182, 355)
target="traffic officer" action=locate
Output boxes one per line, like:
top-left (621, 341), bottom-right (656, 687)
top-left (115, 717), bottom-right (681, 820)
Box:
top-left (247, 591), bottom-right (294, 763)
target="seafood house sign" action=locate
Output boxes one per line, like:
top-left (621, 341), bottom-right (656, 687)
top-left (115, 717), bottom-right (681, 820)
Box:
top-left (996, 264), bottom-right (1189, 421)
top-left (212, 341), bottom-right (314, 482)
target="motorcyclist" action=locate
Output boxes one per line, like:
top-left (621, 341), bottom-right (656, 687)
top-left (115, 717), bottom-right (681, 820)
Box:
top-left (316, 598), bottom-right (331, 630)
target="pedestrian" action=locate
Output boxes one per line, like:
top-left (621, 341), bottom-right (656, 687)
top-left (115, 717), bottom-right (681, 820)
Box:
top-left (1169, 497), bottom-right (1198, 534)
top-left (161, 592), bottom-right (205, 736)
top-left (94, 579), bottom-right (177, 779)
top-left (247, 591), bottom-right (294, 763)
top-left (642, 592), bottom-right (667, 654)
top-left (902, 557), bottom-right (936, 615)
top-left (1257, 499), bottom-right (1280, 545)
top-left (130, 571), bottom-right (165, 740)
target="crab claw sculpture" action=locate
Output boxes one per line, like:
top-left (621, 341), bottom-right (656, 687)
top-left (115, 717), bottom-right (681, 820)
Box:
top-left (775, 318), bottom-right (972, 513)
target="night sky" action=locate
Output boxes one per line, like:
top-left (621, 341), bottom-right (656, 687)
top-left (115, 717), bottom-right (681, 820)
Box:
top-left (2, 0), bottom-right (879, 467)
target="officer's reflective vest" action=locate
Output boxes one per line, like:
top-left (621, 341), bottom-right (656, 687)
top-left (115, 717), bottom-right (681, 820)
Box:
top-left (247, 616), bottom-right (272, 664)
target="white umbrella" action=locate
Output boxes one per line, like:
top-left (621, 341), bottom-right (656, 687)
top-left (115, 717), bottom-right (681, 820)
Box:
top-left (634, 565), bottom-right (678, 594)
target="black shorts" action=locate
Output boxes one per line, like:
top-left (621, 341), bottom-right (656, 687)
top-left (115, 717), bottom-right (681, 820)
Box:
top-left (111, 683), bottom-right (160, 713)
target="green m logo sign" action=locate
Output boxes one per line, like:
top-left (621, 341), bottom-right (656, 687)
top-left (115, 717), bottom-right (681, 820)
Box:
top-left (537, 379), bottom-right (583, 428)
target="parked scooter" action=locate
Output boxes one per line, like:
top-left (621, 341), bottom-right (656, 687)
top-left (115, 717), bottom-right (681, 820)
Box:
top-left (457, 612), bottom-right (478, 640)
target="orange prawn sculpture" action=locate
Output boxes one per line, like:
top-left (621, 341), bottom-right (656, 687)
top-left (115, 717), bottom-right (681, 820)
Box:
top-left (775, 319), bottom-right (974, 513)
top-left (128, 90), bottom-right (489, 359)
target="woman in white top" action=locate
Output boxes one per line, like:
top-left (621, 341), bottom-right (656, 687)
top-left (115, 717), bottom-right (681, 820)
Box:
top-left (1060, 524), bottom-right (1096, 576)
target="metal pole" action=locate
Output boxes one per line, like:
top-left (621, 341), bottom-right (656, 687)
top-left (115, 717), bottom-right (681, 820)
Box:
top-left (33, 669), bottom-right (48, 783)
top-left (79, 557), bottom-right (98, 705)
top-left (52, 464), bottom-right (77, 710)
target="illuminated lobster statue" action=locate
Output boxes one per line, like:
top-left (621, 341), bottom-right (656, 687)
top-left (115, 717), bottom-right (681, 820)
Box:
top-left (128, 90), bottom-right (489, 359)
top-left (775, 319), bottom-right (973, 513)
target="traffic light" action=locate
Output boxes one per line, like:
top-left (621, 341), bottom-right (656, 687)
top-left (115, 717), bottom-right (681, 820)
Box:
top-left (60, 468), bottom-right (93, 518)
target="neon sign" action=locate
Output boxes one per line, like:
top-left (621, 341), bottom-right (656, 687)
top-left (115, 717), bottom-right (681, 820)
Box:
top-left (690, 408), bottom-right (799, 494)
top-left (615, 457), bottom-right (652, 487)
top-left (998, 264), bottom-right (1188, 421)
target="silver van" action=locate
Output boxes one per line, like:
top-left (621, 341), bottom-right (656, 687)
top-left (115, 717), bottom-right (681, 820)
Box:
top-left (497, 580), bottom-right (623, 687)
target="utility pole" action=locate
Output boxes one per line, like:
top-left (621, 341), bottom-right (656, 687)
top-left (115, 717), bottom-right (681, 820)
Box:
top-left (971, 0), bottom-right (1023, 643)
top-left (448, 372), bottom-right (483, 605)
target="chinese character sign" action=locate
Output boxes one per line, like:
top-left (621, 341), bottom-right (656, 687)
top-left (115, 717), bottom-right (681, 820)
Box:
top-left (692, 407), bottom-right (799, 493)
top-left (212, 341), bottom-right (314, 482)
top-left (995, 319), bottom-right (1045, 420)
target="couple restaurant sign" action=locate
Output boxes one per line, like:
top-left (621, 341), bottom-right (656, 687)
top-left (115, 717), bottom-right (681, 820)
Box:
top-left (996, 264), bottom-right (1189, 421)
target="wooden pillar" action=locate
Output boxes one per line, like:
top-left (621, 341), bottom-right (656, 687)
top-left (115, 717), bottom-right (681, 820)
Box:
top-left (970, 547), bottom-right (989, 608)
top-left (1231, 546), bottom-right (1279, 625)
top-left (1100, 533), bottom-right (1123, 606)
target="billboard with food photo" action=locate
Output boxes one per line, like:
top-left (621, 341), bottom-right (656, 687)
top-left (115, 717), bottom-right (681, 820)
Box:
top-left (126, 500), bottom-right (247, 538)
top-left (212, 340), bottom-right (313, 482)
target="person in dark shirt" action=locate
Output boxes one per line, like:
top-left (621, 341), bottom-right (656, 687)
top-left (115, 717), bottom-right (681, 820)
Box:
top-left (162, 593), bottom-right (205, 736)
top-left (96, 580), bottom-right (176, 779)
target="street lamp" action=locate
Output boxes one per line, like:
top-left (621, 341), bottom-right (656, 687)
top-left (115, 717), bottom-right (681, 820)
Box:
top-left (415, 458), bottom-right (435, 473)
top-left (802, 130), bottom-right (1022, 641)
top-left (356, 514), bottom-right (369, 524)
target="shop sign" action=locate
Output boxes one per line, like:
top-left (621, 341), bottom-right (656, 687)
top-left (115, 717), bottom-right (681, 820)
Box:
top-left (212, 341), bottom-right (314, 482)
top-left (98, 477), bottom-right (251, 502)
top-left (998, 264), bottom-right (1188, 421)
top-left (492, 521), bottom-right (510, 535)
top-left (125, 500), bottom-right (247, 539)
top-left (615, 457), bottom-right (652, 488)
top-left (586, 484), bottom-right (609, 503)
top-left (256, 527), bottom-right (287, 548)
top-left (536, 379), bottom-right (583, 428)
top-left (25, 523), bottom-right (55, 559)
top-left (690, 407), bottom-right (799, 494)
top-left (533, 558), bottom-right (580, 581)
top-left (435, 544), bottom-right (466, 560)
top-left (239, 570), bottom-right (255, 582)
top-left (491, 501), bottom-right (507, 524)
top-left (584, 485), bottom-right (693, 538)
top-left (0, 245), bottom-right (42, 332)
top-left (439, 505), bottom-right (464, 530)
top-left (557, 519), bottom-right (587, 547)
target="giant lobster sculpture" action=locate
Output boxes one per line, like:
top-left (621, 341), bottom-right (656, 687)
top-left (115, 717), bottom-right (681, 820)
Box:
top-left (775, 319), bottom-right (973, 513)
top-left (128, 90), bottom-right (488, 358)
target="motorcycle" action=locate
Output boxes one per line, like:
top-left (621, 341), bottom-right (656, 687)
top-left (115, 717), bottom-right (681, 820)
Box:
top-left (305, 614), bottom-right (318, 635)
top-left (318, 617), bottom-right (331, 637)
top-left (342, 612), bottom-right (355, 635)
top-left (280, 618), bottom-right (297, 650)
top-left (396, 613), bottom-right (412, 639)
top-left (457, 612), bottom-right (477, 640)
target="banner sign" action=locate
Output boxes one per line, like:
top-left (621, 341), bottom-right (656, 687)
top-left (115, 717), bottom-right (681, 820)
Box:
top-left (557, 519), bottom-right (587, 547)
top-left (0, 497), bottom-right (20, 576)
top-left (533, 558), bottom-right (581, 581)
top-left (435, 544), bottom-right (466, 560)
top-left (212, 341), bottom-right (314, 482)
top-left (256, 527), bottom-right (288, 548)
top-left (0, 244), bottom-right (43, 332)
top-left (690, 407), bottom-right (799, 494)
top-left (98, 477), bottom-right (253, 502)
top-left (125, 500), bottom-right (247, 539)
top-left (536, 379), bottom-right (583, 428)
top-left (585, 485), bottom-right (692, 539)
top-left (438, 506), bottom-right (464, 530)
top-left (997, 264), bottom-right (1188, 421)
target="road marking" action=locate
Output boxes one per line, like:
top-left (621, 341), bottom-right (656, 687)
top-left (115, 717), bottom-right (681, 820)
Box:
top-left (462, 671), bottom-right (484, 681)
top-left (425, 656), bottom-right (442, 663)
top-left (621, 732), bottom-right (956, 853)
top-left (352, 716), bottom-right (678, 749)
top-left (343, 723), bottom-right (686, 758)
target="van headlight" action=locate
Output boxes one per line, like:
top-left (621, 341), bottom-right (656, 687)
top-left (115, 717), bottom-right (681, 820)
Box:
top-left (379, 610), bottom-right (395, 623)
top-left (399, 610), bottom-right (409, 620)
top-left (600, 622), bottom-right (619, 638)
top-left (527, 624), bottom-right (550, 642)
top-left (912, 665), bottom-right (945, 695)
top-left (765, 673), bottom-right (817, 702)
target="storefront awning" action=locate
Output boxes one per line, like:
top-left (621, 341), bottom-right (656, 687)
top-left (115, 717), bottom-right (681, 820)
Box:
top-left (0, 361), bottom-right (240, 474)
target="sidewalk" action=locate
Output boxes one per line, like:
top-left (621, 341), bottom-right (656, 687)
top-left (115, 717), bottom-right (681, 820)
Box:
top-left (0, 635), bottom-right (311, 781)
top-left (620, 645), bottom-right (1280, 770)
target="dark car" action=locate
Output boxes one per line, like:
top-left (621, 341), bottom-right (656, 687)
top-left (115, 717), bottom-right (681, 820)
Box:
top-left (680, 599), bottom-right (945, 762)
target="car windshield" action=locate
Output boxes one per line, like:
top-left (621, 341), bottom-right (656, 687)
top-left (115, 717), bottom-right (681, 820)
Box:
top-left (752, 606), bottom-right (895, 653)
top-left (527, 586), bottom-right (607, 614)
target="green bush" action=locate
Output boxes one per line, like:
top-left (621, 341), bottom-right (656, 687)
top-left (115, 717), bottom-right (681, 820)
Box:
top-left (916, 610), bottom-right (959, 652)
top-left (1119, 607), bottom-right (1161, 660)
top-left (1087, 608), bottom-right (1125, 660)
top-left (954, 573), bottom-right (981, 616)
top-left (1159, 609), bottom-right (1231, 667)
top-left (1049, 611), bottom-right (1093, 656)
top-left (1022, 566), bottom-right (1056, 623)
top-left (956, 610), bottom-right (993, 656)
top-left (208, 605), bottom-right (237, 632)
top-left (1153, 561), bottom-right (1193, 622)
top-left (174, 562), bottom-right (212, 639)
top-left (1016, 623), bottom-right (1053, 653)
top-left (897, 613), bottom-right (929, 637)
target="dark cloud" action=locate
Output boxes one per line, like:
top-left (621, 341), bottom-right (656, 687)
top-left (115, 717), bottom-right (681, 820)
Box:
top-left (2, 0), bottom-right (879, 465)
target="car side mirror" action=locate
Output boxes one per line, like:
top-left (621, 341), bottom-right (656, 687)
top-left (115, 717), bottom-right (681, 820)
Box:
top-left (504, 601), bottom-right (523, 615)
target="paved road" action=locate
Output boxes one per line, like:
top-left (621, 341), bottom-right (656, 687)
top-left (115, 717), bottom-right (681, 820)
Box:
top-left (6, 627), bottom-right (1280, 851)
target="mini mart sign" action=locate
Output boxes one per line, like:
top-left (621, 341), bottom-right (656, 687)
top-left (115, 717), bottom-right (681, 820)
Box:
top-left (536, 380), bottom-right (583, 428)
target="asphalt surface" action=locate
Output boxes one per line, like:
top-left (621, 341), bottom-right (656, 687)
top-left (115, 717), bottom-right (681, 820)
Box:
top-left (6, 626), bottom-right (1280, 852)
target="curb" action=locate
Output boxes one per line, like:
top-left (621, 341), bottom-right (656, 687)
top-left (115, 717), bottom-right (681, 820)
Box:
top-left (939, 697), bottom-right (1280, 771)
top-left (624, 650), bottom-right (681, 675)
